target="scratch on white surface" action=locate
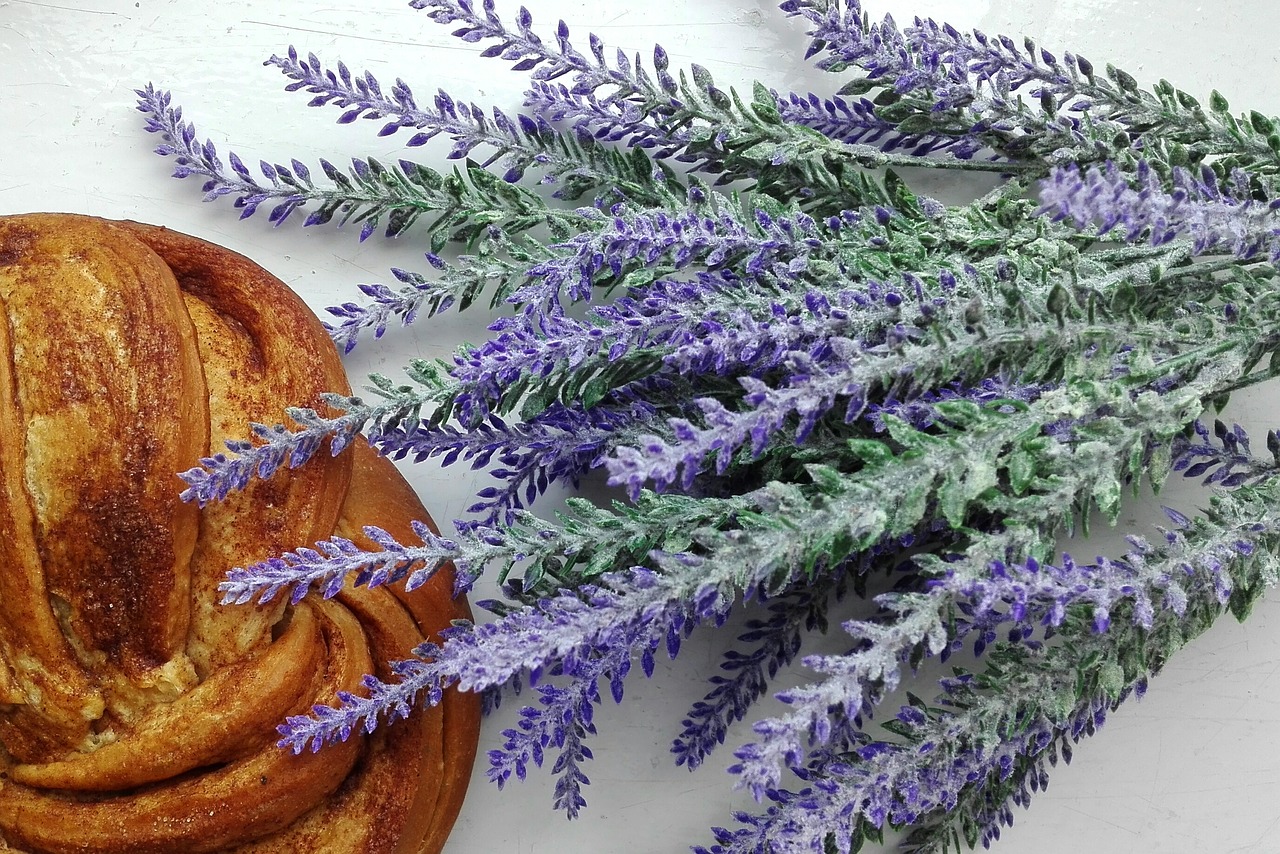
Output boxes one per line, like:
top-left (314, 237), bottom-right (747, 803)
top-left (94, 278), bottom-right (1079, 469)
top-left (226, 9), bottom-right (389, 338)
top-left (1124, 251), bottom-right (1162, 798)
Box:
top-left (240, 18), bottom-right (465, 49)
top-left (616, 783), bottom-right (721, 812)
top-left (1149, 729), bottom-right (1165, 787)
top-left (1059, 804), bottom-right (1142, 836)
top-left (7, 0), bottom-right (130, 15)
top-left (1225, 811), bottom-right (1280, 853)
top-left (1135, 795), bottom-right (1178, 822)
top-left (1159, 779), bottom-right (1280, 795)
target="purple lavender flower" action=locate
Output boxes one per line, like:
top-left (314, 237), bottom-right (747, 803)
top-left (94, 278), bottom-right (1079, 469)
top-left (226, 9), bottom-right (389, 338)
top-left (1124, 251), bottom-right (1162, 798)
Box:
top-left (136, 83), bottom-right (564, 241)
top-left (411, 0), bottom-right (601, 86)
top-left (324, 254), bottom-right (472, 354)
top-left (413, 1), bottom-right (691, 153)
top-left (268, 46), bottom-right (529, 163)
top-left (700, 691), bottom-right (1110, 854)
top-left (279, 654), bottom-right (444, 752)
top-left (707, 516), bottom-right (1243, 854)
top-left (414, 0), bottom-right (1023, 194)
top-left (220, 520), bottom-right (460, 606)
top-left (512, 201), bottom-right (825, 307)
top-left (436, 567), bottom-right (727, 694)
top-left (176, 384), bottom-right (439, 507)
top-left (488, 642), bottom-right (631, 817)
top-left (141, 2), bottom-right (1280, 847)
top-left (658, 285), bottom-right (897, 379)
top-left (279, 468), bottom-right (910, 763)
top-left (177, 406), bottom-right (367, 507)
top-left (376, 398), bottom-right (657, 526)
top-left (941, 518), bottom-right (1257, 638)
top-left (729, 591), bottom-right (951, 801)
top-left (672, 579), bottom-right (836, 771)
top-left (447, 268), bottom-right (916, 429)
top-left (135, 83), bottom-right (357, 231)
top-left (776, 90), bottom-right (986, 159)
top-left (267, 47), bottom-right (678, 204)
top-left (1038, 160), bottom-right (1280, 261)
top-left (727, 480), bottom-right (1277, 811)
top-left (136, 84), bottom-right (303, 222)
top-left (865, 376), bottom-right (1053, 432)
top-left (522, 79), bottom-right (688, 158)
top-left (444, 304), bottom-right (680, 418)
top-left (606, 339), bottom-right (869, 498)
top-left (603, 285), bottom-right (1248, 502)
top-left (278, 564), bottom-right (730, 754)
top-left (324, 225), bottom-right (561, 354)
top-left (518, 51), bottom-right (1013, 188)
top-left (780, 0), bottom-right (1089, 113)
top-left (1170, 419), bottom-right (1276, 489)
top-left (284, 563), bottom-right (702, 817)
top-left (606, 316), bottom-right (1018, 499)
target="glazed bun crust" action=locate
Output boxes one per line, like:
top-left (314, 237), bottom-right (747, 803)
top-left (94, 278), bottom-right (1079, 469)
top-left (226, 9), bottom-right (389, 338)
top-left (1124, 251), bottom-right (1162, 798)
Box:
top-left (0, 214), bottom-right (479, 854)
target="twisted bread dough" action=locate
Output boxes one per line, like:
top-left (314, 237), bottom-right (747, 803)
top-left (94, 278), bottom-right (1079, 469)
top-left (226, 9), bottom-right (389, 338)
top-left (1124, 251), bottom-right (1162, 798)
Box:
top-left (0, 214), bottom-right (479, 853)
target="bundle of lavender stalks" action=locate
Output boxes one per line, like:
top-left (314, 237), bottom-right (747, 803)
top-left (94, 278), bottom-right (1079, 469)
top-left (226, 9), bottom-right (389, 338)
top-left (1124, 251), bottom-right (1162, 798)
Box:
top-left (137, 0), bottom-right (1280, 850)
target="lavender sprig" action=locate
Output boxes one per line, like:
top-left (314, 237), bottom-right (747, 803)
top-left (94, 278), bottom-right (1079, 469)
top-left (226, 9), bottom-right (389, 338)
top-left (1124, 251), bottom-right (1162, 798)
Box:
top-left (488, 658), bottom-right (603, 818)
top-left (323, 247), bottom-right (530, 353)
top-left (375, 397), bottom-right (659, 526)
top-left (487, 618), bottom-right (652, 817)
top-left (136, 83), bottom-right (570, 242)
top-left (864, 377), bottom-right (1054, 433)
top-left (723, 368), bottom-right (1233, 795)
top-left (776, 90), bottom-right (986, 159)
top-left (265, 334), bottom-right (1248, 796)
top-left (179, 367), bottom-right (445, 505)
top-left (220, 520), bottom-right (460, 605)
top-left (177, 404), bottom-right (368, 507)
top-left (1170, 418), bottom-right (1280, 488)
top-left (730, 588), bottom-right (961, 803)
top-left (672, 581), bottom-right (835, 772)
top-left (702, 667), bottom-right (1121, 854)
top-left (508, 197), bottom-right (826, 308)
top-left (228, 482), bottom-right (753, 611)
top-left (278, 564), bottom-right (730, 753)
top-left (412, 0), bottom-right (598, 84)
top-left (782, 0), bottom-right (1280, 175)
top-left (941, 502), bottom-right (1264, 640)
top-left (445, 271), bottom-right (886, 428)
top-left (266, 47), bottom-right (682, 205)
top-left (280, 654), bottom-right (444, 751)
top-left (1038, 160), bottom-right (1280, 261)
top-left (785, 0), bottom-right (1089, 110)
top-left (322, 218), bottom-right (573, 353)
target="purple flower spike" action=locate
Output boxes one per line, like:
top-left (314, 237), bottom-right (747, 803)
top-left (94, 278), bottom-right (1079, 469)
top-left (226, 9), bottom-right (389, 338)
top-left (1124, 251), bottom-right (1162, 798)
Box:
top-left (1038, 161), bottom-right (1280, 261)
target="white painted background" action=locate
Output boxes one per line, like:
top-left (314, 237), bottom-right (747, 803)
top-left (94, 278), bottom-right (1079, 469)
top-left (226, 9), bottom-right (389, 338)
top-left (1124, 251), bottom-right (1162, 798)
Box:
top-left (2, 1), bottom-right (1278, 851)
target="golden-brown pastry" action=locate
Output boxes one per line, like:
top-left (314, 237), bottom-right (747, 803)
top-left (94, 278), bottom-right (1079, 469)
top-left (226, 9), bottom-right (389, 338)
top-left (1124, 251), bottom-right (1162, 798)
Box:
top-left (0, 213), bottom-right (480, 853)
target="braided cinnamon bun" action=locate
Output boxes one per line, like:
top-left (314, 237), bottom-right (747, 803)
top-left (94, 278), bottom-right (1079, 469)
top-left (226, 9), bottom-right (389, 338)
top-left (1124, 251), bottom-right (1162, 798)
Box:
top-left (0, 213), bottom-right (479, 853)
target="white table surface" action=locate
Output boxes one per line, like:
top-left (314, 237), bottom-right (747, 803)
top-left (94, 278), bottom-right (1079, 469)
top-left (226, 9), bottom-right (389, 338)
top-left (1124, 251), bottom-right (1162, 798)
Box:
top-left (3, 0), bottom-right (1279, 852)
